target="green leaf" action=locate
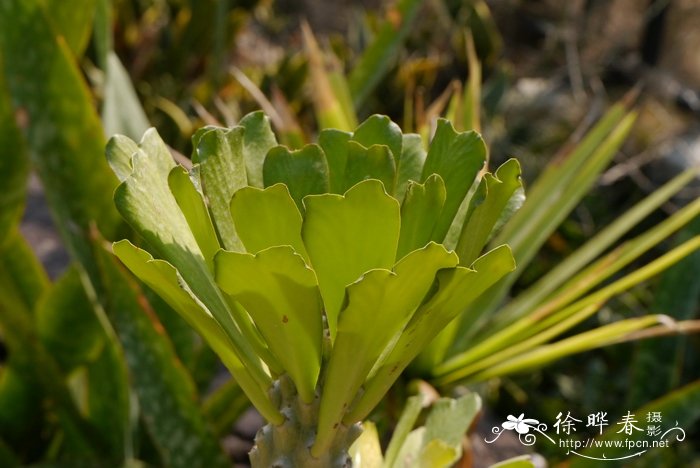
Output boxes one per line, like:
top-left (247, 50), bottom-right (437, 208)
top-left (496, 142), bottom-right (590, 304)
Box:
top-left (348, 0), bottom-right (424, 107)
top-left (112, 240), bottom-right (281, 423)
top-left (489, 455), bottom-right (536, 468)
top-left (383, 395), bottom-right (426, 468)
top-left (421, 120), bottom-right (486, 242)
top-left (239, 111), bottom-right (278, 188)
top-left (302, 22), bottom-right (354, 132)
top-left (109, 131), bottom-right (272, 396)
top-left (437, 234), bottom-right (700, 383)
top-left (106, 134), bottom-right (139, 183)
top-left (397, 175), bottom-right (447, 260)
top-left (628, 218), bottom-right (700, 408)
top-left (0, 71), bottom-right (28, 244)
top-left (168, 166), bottom-right (220, 272)
top-left (230, 184), bottom-right (308, 260)
top-left (0, 365), bottom-right (43, 452)
top-left (455, 158), bottom-right (522, 266)
top-left (0, 230), bottom-right (107, 457)
top-left (344, 142), bottom-right (397, 194)
top-left (422, 394), bottom-right (480, 453)
top-left (349, 421), bottom-right (383, 468)
top-left (216, 246), bottom-right (323, 404)
top-left (346, 245), bottom-right (515, 422)
top-left (351, 114), bottom-right (403, 166)
top-left (102, 51), bottom-right (150, 140)
top-left (262, 144), bottom-right (330, 210)
top-left (315, 243), bottom-right (457, 451)
top-left (497, 166), bottom-right (700, 328)
top-left (489, 107), bottom-right (637, 306)
top-left (42, 0), bottom-right (96, 57)
top-left (388, 394), bottom-right (482, 468)
top-left (395, 133), bottom-right (427, 201)
top-left (36, 268), bottom-right (105, 372)
top-left (0, 228), bottom-right (49, 314)
top-left (85, 337), bottom-right (131, 460)
top-left (96, 245), bottom-right (229, 468)
top-left (93, 0), bottom-right (111, 70)
top-left (417, 439), bottom-right (458, 468)
top-left (302, 180), bottom-right (400, 339)
top-left (468, 316), bottom-right (662, 382)
top-left (193, 127), bottom-right (247, 252)
top-left (391, 427), bottom-right (427, 468)
top-left (0, 0), bottom-right (121, 272)
top-left (318, 129), bottom-right (352, 194)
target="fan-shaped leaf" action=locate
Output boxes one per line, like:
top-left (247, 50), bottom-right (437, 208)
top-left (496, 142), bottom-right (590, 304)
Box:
top-left (344, 142), bottom-right (397, 194)
top-left (318, 129), bottom-right (352, 194)
top-left (421, 120), bottom-right (486, 242)
top-left (396, 133), bottom-right (427, 201)
top-left (112, 239), bottom-right (281, 422)
top-left (239, 111), bottom-right (278, 188)
top-left (193, 127), bottom-right (247, 252)
top-left (109, 131), bottom-right (271, 392)
top-left (262, 144), bottom-right (330, 210)
top-left (397, 174), bottom-right (447, 260)
top-left (351, 115), bottom-right (403, 166)
top-left (302, 180), bottom-right (400, 339)
top-left (230, 184), bottom-right (308, 260)
top-left (455, 158), bottom-right (522, 266)
top-left (346, 244), bottom-right (515, 421)
top-left (316, 243), bottom-right (457, 451)
top-left (216, 246), bottom-right (323, 403)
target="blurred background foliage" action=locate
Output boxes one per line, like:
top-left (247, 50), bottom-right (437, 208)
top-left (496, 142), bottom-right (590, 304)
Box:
top-left (1, 0), bottom-right (700, 466)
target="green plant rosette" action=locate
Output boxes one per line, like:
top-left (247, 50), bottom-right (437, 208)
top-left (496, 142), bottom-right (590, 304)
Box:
top-left (107, 112), bottom-right (517, 465)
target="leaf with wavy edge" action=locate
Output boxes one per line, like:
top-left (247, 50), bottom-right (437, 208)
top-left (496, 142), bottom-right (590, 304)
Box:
top-left (456, 158), bottom-right (522, 266)
top-left (351, 114), bottom-right (403, 168)
top-left (318, 129), bottom-right (352, 194)
top-left (395, 133), bottom-right (427, 201)
top-left (315, 243), bottom-right (458, 454)
top-left (216, 246), bottom-right (323, 404)
top-left (108, 130), bottom-right (271, 392)
top-left (192, 126), bottom-right (247, 251)
top-left (230, 184), bottom-right (308, 261)
top-left (302, 179), bottom-right (400, 340)
top-left (345, 244), bottom-right (515, 422)
top-left (421, 119), bottom-right (486, 242)
top-left (263, 144), bottom-right (330, 210)
top-left (112, 239), bottom-right (282, 423)
top-left (397, 175), bottom-right (447, 260)
top-left (344, 142), bottom-right (397, 195)
top-left (239, 111), bottom-right (278, 188)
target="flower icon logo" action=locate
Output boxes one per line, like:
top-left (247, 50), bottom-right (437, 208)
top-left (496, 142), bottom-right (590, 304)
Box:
top-left (502, 414), bottom-right (540, 434)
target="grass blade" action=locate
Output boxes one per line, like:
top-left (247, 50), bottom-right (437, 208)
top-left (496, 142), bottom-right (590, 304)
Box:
top-left (348, 0), bottom-right (424, 108)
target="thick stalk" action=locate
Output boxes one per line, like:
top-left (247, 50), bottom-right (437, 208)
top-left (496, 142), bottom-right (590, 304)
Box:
top-left (250, 375), bottom-right (362, 467)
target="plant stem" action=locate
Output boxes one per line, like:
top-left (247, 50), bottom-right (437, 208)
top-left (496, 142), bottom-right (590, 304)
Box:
top-left (250, 375), bottom-right (362, 468)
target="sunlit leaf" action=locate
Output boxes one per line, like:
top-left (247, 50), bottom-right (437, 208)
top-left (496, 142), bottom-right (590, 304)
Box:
top-left (239, 111), bottom-right (278, 188)
top-left (229, 184), bottom-right (308, 260)
top-left (193, 127), bottom-right (247, 252)
top-left (302, 180), bottom-right (400, 339)
top-left (397, 175), bottom-right (446, 260)
top-left (346, 245), bottom-right (514, 421)
top-left (455, 158), bottom-right (522, 266)
top-left (216, 246), bottom-right (323, 403)
top-left (316, 244), bottom-right (457, 450)
top-left (421, 120), bottom-right (486, 242)
top-left (263, 144), bottom-right (330, 210)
